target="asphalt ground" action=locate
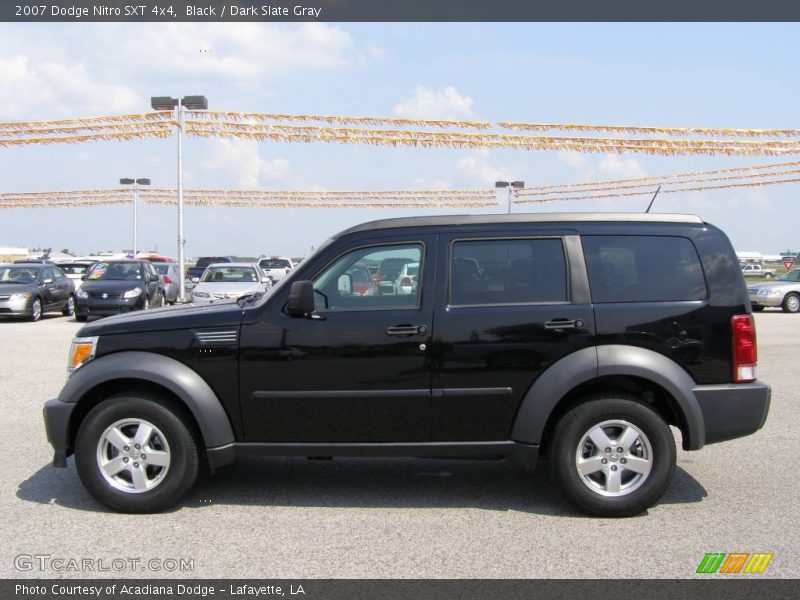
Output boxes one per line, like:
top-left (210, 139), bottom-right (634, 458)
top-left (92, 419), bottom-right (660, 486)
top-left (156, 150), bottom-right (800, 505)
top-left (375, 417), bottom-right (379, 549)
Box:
top-left (0, 311), bottom-right (797, 579)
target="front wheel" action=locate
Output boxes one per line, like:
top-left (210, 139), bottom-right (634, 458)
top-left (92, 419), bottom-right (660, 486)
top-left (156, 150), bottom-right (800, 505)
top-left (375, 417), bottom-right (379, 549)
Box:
top-left (549, 395), bottom-right (676, 517)
top-left (75, 394), bottom-right (199, 513)
top-left (29, 297), bottom-right (42, 321)
top-left (782, 293), bottom-right (800, 313)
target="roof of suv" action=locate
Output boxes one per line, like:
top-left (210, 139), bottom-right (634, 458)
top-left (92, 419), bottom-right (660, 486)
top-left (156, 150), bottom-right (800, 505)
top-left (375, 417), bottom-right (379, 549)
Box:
top-left (338, 212), bottom-right (704, 236)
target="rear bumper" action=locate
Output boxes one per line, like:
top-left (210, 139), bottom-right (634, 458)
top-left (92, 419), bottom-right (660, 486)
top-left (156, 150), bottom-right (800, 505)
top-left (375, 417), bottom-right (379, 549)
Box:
top-left (43, 398), bottom-right (77, 467)
top-left (693, 381), bottom-right (771, 445)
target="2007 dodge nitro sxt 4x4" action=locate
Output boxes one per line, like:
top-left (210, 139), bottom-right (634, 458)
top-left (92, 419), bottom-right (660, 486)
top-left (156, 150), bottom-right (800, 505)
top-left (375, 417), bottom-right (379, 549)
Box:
top-left (43, 213), bottom-right (770, 516)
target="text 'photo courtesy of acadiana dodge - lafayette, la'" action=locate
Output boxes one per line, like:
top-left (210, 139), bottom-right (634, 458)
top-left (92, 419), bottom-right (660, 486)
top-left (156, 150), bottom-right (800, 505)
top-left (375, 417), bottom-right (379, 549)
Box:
top-left (0, 7), bottom-right (799, 593)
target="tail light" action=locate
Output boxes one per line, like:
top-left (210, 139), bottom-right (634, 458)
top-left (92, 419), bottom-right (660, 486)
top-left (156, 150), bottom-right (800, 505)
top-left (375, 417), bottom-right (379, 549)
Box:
top-left (162, 275), bottom-right (172, 284)
top-left (731, 314), bottom-right (757, 383)
top-left (401, 277), bottom-right (413, 286)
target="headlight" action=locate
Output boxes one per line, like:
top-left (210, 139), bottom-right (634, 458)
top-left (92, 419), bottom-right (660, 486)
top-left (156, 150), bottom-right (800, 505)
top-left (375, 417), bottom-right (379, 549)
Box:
top-left (193, 291), bottom-right (210, 298)
top-left (67, 336), bottom-right (98, 374)
top-left (76, 288), bottom-right (89, 299)
top-left (123, 288), bottom-right (142, 299)
top-left (10, 292), bottom-right (32, 301)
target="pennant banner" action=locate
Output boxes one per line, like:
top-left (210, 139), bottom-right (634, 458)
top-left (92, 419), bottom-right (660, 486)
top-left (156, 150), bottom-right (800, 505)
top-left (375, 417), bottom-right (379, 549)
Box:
top-left (497, 122), bottom-right (800, 138)
top-left (190, 111), bottom-right (492, 130)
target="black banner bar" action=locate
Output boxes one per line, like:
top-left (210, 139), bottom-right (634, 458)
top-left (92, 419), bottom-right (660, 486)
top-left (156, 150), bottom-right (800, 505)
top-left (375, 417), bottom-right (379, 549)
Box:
top-left (4, 580), bottom-right (800, 600)
top-left (4, 0), bottom-right (800, 22)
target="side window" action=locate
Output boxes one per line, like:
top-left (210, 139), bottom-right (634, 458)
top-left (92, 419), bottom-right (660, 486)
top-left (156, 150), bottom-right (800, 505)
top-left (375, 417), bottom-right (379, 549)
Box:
top-left (53, 268), bottom-right (66, 281)
top-left (313, 243), bottom-right (423, 311)
top-left (42, 268), bottom-right (55, 282)
top-left (582, 235), bottom-right (707, 303)
top-left (449, 238), bottom-right (568, 306)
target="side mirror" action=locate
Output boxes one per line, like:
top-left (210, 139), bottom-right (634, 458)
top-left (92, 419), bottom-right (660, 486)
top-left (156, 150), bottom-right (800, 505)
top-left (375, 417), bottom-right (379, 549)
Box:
top-left (80, 275), bottom-right (87, 281)
top-left (337, 273), bottom-right (353, 296)
top-left (261, 276), bottom-right (271, 284)
top-left (149, 274), bottom-right (160, 283)
top-left (286, 280), bottom-right (315, 316)
top-left (191, 277), bottom-right (200, 284)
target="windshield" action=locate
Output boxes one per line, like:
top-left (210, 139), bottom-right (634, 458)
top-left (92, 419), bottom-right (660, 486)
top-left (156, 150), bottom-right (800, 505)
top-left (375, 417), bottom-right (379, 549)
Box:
top-left (201, 266), bottom-right (259, 283)
top-left (0, 266), bottom-right (40, 284)
top-left (260, 259), bottom-right (291, 268)
top-left (87, 262), bottom-right (143, 281)
top-left (777, 270), bottom-right (800, 282)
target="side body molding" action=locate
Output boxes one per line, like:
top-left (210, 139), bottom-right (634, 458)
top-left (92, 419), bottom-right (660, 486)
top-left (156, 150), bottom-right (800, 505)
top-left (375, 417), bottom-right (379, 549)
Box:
top-left (58, 351), bottom-right (235, 449)
top-left (511, 347), bottom-right (599, 444)
top-left (511, 345), bottom-right (705, 450)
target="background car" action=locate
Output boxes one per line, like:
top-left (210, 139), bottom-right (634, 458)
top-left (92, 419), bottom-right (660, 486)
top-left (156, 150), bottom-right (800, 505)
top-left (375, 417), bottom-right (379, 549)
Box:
top-left (748, 269), bottom-right (800, 312)
top-left (75, 260), bottom-right (163, 321)
top-left (191, 263), bottom-right (270, 304)
top-left (186, 256), bottom-right (232, 292)
top-left (154, 262), bottom-right (181, 305)
top-left (0, 263), bottom-right (75, 321)
top-left (55, 261), bottom-right (95, 291)
top-left (258, 256), bottom-right (294, 283)
top-left (393, 261), bottom-right (419, 295)
top-left (373, 256), bottom-right (416, 295)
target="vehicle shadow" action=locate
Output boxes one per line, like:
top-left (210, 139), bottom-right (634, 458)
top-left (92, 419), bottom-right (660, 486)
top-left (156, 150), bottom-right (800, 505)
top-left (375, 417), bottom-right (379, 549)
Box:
top-left (17, 457), bottom-right (707, 517)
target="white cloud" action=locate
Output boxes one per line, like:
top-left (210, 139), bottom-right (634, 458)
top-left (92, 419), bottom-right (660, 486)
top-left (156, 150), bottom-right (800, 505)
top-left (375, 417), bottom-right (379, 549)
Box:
top-left (0, 55), bottom-right (139, 118)
top-left (200, 139), bottom-right (295, 188)
top-left (394, 85), bottom-right (474, 119)
top-left (595, 154), bottom-right (646, 179)
top-left (557, 151), bottom-right (588, 169)
top-left (456, 150), bottom-right (513, 185)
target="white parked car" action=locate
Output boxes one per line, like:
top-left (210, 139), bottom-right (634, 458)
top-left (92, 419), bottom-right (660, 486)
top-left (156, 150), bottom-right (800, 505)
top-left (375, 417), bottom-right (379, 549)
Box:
top-left (748, 269), bottom-right (800, 312)
top-left (741, 263), bottom-right (775, 278)
top-left (394, 262), bottom-right (419, 295)
top-left (258, 257), bottom-right (294, 283)
top-left (190, 263), bottom-right (271, 305)
top-left (54, 261), bottom-right (95, 291)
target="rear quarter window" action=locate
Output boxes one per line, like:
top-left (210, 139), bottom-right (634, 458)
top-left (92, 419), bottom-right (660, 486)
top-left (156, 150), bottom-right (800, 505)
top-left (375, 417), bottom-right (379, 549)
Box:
top-left (583, 235), bottom-right (707, 303)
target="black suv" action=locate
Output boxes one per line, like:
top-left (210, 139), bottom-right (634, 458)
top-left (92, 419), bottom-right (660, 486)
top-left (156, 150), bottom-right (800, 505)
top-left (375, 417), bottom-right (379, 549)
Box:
top-left (43, 214), bottom-right (770, 516)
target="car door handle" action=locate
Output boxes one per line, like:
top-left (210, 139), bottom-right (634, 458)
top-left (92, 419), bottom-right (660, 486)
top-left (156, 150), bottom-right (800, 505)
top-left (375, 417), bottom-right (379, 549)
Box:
top-left (544, 319), bottom-right (584, 330)
top-left (386, 325), bottom-right (427, 336)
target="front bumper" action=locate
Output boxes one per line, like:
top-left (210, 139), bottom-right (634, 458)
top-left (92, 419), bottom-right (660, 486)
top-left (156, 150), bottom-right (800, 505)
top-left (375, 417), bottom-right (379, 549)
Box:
top-left (76, 296), bottom-right (143, 317)
top-left (693, 381), bottom-right (771, 445)
top-left (43, 398), bottom-right (77, 467)
top-left (748, 292), bottom-right (784, 307)
top-left (0, 296), bottom-right (32, 316)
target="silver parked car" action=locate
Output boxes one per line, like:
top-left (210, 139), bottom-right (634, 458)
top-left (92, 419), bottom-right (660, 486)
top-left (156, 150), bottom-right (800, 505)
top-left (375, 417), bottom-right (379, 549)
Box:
top-left (0, 264), bottom-right (76, 321)
top-left (154, 262), bottom-right (181, 305)
top-left (190, 263), bottom-right (271, 305)
top-left (748, 269), bottom-right (800, 313)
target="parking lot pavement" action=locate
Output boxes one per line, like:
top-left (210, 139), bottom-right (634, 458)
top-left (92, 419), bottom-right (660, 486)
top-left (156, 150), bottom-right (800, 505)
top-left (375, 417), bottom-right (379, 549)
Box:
top-left (0, 312), bottom-right (797, 579)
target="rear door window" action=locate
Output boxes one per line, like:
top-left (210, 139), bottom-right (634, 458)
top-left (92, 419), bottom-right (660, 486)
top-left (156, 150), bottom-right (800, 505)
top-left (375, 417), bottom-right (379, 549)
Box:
top-left (582, 235), bottom-right (707, 303)
top-left (449, 238), bottom-right (568, 306)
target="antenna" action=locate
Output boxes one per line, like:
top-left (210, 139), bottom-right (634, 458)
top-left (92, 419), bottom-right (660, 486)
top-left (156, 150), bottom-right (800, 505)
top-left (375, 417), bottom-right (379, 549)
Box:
top-left (645, 186), bottom-right (661, 213)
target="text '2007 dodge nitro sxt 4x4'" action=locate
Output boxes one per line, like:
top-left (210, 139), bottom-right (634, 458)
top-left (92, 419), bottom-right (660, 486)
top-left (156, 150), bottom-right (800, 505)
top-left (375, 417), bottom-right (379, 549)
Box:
top-left (43, 213), bottom-right (770, 516)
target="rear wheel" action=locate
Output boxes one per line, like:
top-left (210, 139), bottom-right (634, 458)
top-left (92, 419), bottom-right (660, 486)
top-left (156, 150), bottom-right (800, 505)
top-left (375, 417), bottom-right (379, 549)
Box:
top-left (75, 394), bottom-right (199, 513)
top-left (549, 394), bottom-right (676, 517)
top-left (782, 293), bottom-right (800, 313)
top-left (62, 295), bottom-right (75, 316)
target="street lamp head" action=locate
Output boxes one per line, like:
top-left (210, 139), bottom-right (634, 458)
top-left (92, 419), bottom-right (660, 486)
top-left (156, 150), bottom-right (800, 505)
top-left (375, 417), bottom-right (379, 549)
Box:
top-left (151, 96), bottom-right (178, 111)
top-left (495, 181), bottom-right (510, 188)
top-left (136, 178), bottom-right (151, 186)
top-left (182, 95), bottom-right (208, 110)
top-left (511, 181), bottom-right (525, 189)
top-left (119, 178), bottom-right (135, 185)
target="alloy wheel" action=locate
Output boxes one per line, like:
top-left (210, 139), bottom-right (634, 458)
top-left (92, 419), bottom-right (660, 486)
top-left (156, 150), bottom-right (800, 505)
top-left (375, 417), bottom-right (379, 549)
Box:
top-left (95, 418), bottom-right (171, 493)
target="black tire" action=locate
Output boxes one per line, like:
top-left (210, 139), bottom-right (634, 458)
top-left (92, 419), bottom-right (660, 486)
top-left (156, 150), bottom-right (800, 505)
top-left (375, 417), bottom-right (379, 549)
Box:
top-left (75, 394), bottom-right (199, 513)
top-left (782, 293), bottom-right (800, 313)
top-left (751, 305), bottom-right (765, 312)
top-left (75, 314), bottom-right (87, 322)
top-left (62, 295), bottom-right (75, 316)
top-left (29, 297), bottom-right (42, 321)
top-left (549, 394), bottom-right (676, 517)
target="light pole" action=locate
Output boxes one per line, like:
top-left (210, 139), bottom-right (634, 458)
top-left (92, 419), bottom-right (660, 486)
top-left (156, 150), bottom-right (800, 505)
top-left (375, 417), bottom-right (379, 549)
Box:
top-left (120, 177), bottom-right (150, 258)
top-left (151, 95), bottom-right (208, 302)
top-left (495, 180), bottom-right (525, 214)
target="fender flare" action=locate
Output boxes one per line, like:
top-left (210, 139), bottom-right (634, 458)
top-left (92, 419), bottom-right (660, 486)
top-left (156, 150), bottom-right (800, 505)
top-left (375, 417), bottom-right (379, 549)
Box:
top-left (58, 351), bottom-right (235, 449)
top-left (511, 345), bottom-right (705, 450)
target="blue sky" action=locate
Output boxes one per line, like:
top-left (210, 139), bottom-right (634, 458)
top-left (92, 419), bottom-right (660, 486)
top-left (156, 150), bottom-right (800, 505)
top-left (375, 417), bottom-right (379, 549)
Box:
top-left (1, 23), bottom-right (799, 257)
